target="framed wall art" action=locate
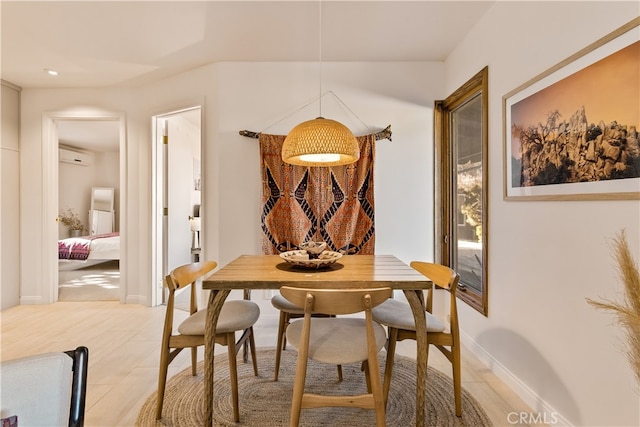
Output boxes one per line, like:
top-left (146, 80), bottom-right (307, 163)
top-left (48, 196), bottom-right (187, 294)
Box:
top-left (503, 18), bottom-right (639, 201)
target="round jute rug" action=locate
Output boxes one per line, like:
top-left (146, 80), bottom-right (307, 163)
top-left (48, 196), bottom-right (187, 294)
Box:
top-left (137, 348), bottom-right (492, 426)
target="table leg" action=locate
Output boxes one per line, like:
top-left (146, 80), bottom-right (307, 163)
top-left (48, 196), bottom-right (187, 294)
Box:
top-left (403, 289), bottom-right (427, 427)
top-left (204, 289), bottom-right (231, 427)
top-left (242, 290), bottom-right (251, 363)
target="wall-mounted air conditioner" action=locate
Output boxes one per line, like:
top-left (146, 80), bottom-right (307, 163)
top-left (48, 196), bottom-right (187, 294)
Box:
top-left (59, 148), bottom-right (91, 166)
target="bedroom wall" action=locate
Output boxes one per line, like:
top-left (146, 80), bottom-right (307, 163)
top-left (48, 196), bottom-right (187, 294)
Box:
top-left (58, 150), bottom-right (119, 238)
top-left (445, 2), bottom-right (640, 426)
top-left (58, 149), bottom-right (96, 238)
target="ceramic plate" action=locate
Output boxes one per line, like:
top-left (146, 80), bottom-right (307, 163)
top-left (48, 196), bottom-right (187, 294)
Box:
top-left (279, 250), bottom-right (342, 269)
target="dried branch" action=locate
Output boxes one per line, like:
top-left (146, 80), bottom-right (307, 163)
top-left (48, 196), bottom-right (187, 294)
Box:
top-left (586, 229), bottom-right (640, 387)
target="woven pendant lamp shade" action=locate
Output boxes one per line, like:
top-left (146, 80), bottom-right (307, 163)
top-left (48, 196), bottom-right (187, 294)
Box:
top-left (282, 117), bottom-right (360, 167)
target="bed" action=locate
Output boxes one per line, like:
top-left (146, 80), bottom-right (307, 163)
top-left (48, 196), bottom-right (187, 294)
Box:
top-left (58, 232), bottom-right (120, 271)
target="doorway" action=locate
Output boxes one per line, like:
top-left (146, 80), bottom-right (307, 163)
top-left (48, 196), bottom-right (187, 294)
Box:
top-left (56, 120), bottom-right (120, 301)
top-left (42, 111), bottom-right (126, 305)
top-left (151, 107), bottom-right (202, 306)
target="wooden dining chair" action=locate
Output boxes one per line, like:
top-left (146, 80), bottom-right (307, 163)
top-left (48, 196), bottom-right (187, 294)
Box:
top-left (155, 261), bottom-right (260, 422)
top-left (270, 294), bottom-right (342, 381)
top-left (281, 286), bottom-right (392, 427)
top-left (371, 261), bottom-right (462, 416)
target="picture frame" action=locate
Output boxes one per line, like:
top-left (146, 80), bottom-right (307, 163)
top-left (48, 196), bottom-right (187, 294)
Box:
top-left (503, 18), bottom-right (640, 201)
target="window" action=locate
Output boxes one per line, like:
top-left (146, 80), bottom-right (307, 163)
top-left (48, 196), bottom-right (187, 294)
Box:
top-left (435, 67), bottom-right (488, 316)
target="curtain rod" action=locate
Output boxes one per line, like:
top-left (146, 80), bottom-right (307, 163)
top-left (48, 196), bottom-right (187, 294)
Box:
top-left (239, 125), bottom-right (392, 142)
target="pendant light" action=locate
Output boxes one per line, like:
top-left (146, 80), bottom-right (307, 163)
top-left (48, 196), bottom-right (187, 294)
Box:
top-left (281, 1), bottom-right (360, 167)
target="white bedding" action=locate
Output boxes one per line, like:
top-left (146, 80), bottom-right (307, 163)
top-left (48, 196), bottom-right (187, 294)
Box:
top-left (58, 233), bottom-right (120, 271)
top-left (86, 235), bottom-right (120, 259)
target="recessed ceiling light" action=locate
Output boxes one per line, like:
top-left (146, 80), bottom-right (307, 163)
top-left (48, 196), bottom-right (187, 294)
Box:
top-left (44, 68), bottom-right (58, 76)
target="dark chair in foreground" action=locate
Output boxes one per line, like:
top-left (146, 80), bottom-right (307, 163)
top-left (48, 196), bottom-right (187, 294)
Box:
top-left (281, 286), bottom-right (391, 427)
top-left (0, 346), bottom-right (89, 427)
top-left (372, 261), bottom-right (462, 416)
top-left (156, 261), bottom-right (260, 422)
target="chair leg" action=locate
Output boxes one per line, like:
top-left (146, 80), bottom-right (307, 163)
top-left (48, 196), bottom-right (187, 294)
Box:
top-left (243, 341), bottom-right (249, 364)
top-left (190, 347), bottom-right (198, 376)
top-left (367, 352), bottom-right (386, 427)
top-left (289, 349), bottom-right (309, 427)
top-left (274, 311), bottom-right (288, 381)
top-left (337, 364), bottom-right (343, 382)
top-left (243, 290), bottom-right (251, 363)
top-left (382, 328), bottom-right (398, 408)
top-left (227, 333), bottom-right (240, 423)
top-left (452, 343), bottom-right (462, 417)
top-left (249, 327), bottom-right (259, 376)
top-left (155, 348), bottom-right (170, 419)
top-left (362, 360), bottom-right (372, 393)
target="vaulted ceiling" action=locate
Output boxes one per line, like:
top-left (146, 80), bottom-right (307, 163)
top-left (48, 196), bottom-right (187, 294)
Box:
top-left (1, 1), bottom-right (494, 89)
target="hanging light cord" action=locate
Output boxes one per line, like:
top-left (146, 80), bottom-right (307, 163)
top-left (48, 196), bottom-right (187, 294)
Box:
top-left (257, 89), bottom-right (371, 136)
top-left (318, 0), bottom-right (322, 118)
top-left (256, 0), bottom-right (371, 136)
top-left (329, 90), bottom-right (372, 134)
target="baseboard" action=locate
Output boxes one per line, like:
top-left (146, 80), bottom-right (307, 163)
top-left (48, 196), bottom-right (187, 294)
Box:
top-left (19, 296), bottom-right (43, 305)
top-left (460, 330), bottom-right (572, 427)
top-left (125, 295), bottom-right (147, 305)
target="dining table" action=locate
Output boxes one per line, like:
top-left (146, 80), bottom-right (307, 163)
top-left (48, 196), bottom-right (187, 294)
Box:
top-left (202, 254), bottom-right (433, 426)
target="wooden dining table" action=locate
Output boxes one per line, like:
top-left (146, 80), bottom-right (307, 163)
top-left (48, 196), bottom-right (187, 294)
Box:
top-left (202, 254), bottom-right (432, 426)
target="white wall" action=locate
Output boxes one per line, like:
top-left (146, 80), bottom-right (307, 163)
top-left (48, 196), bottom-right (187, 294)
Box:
top-left (58, 150), bottom-right (96, 238)
top-left (18, 60), bottom-right (438, 304)
top-left (445, 2), bottom-right (640, 426)
top-left (1, 82), bottom-right (21, 310)
top-left (213, 61), bottom-right (442, 267)
top-left (19, 91), bottom-right (139, 303)
top-left (58, 150), bottom-right (119, 238)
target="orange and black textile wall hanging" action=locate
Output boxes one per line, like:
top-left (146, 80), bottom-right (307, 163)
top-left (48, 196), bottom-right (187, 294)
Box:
top-left (259, 133), bottom-right (375, 255)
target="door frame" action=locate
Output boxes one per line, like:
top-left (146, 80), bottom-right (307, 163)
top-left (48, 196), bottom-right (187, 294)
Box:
top-left (151, 105), bottom-right (203, 307)
top-left (42, 110), bottom-right (127, 304)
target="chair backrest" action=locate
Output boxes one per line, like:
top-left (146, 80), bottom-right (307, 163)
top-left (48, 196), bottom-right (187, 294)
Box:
top-left (165, 261), bottom-right (217, 314)
top-left (410, 261), bottom-right (460, 332)
top-left (280, 287), bottom-right (392, 315)
top-left (66, 346), bottom-right (89, 427)
top-left (166, 260), bottom-right (217, 292)
top-left (410, 261), bottom-right (459, 292)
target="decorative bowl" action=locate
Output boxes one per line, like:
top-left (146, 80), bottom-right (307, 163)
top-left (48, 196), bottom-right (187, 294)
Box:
top-left (298, 241), bottom-right (327, 259)
top-left (279, 249), bottom-right (342, 269)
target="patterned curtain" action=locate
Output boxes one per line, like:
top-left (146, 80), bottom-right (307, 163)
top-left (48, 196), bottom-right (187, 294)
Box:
top-left (259, 133), bottom-right (375, 255)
